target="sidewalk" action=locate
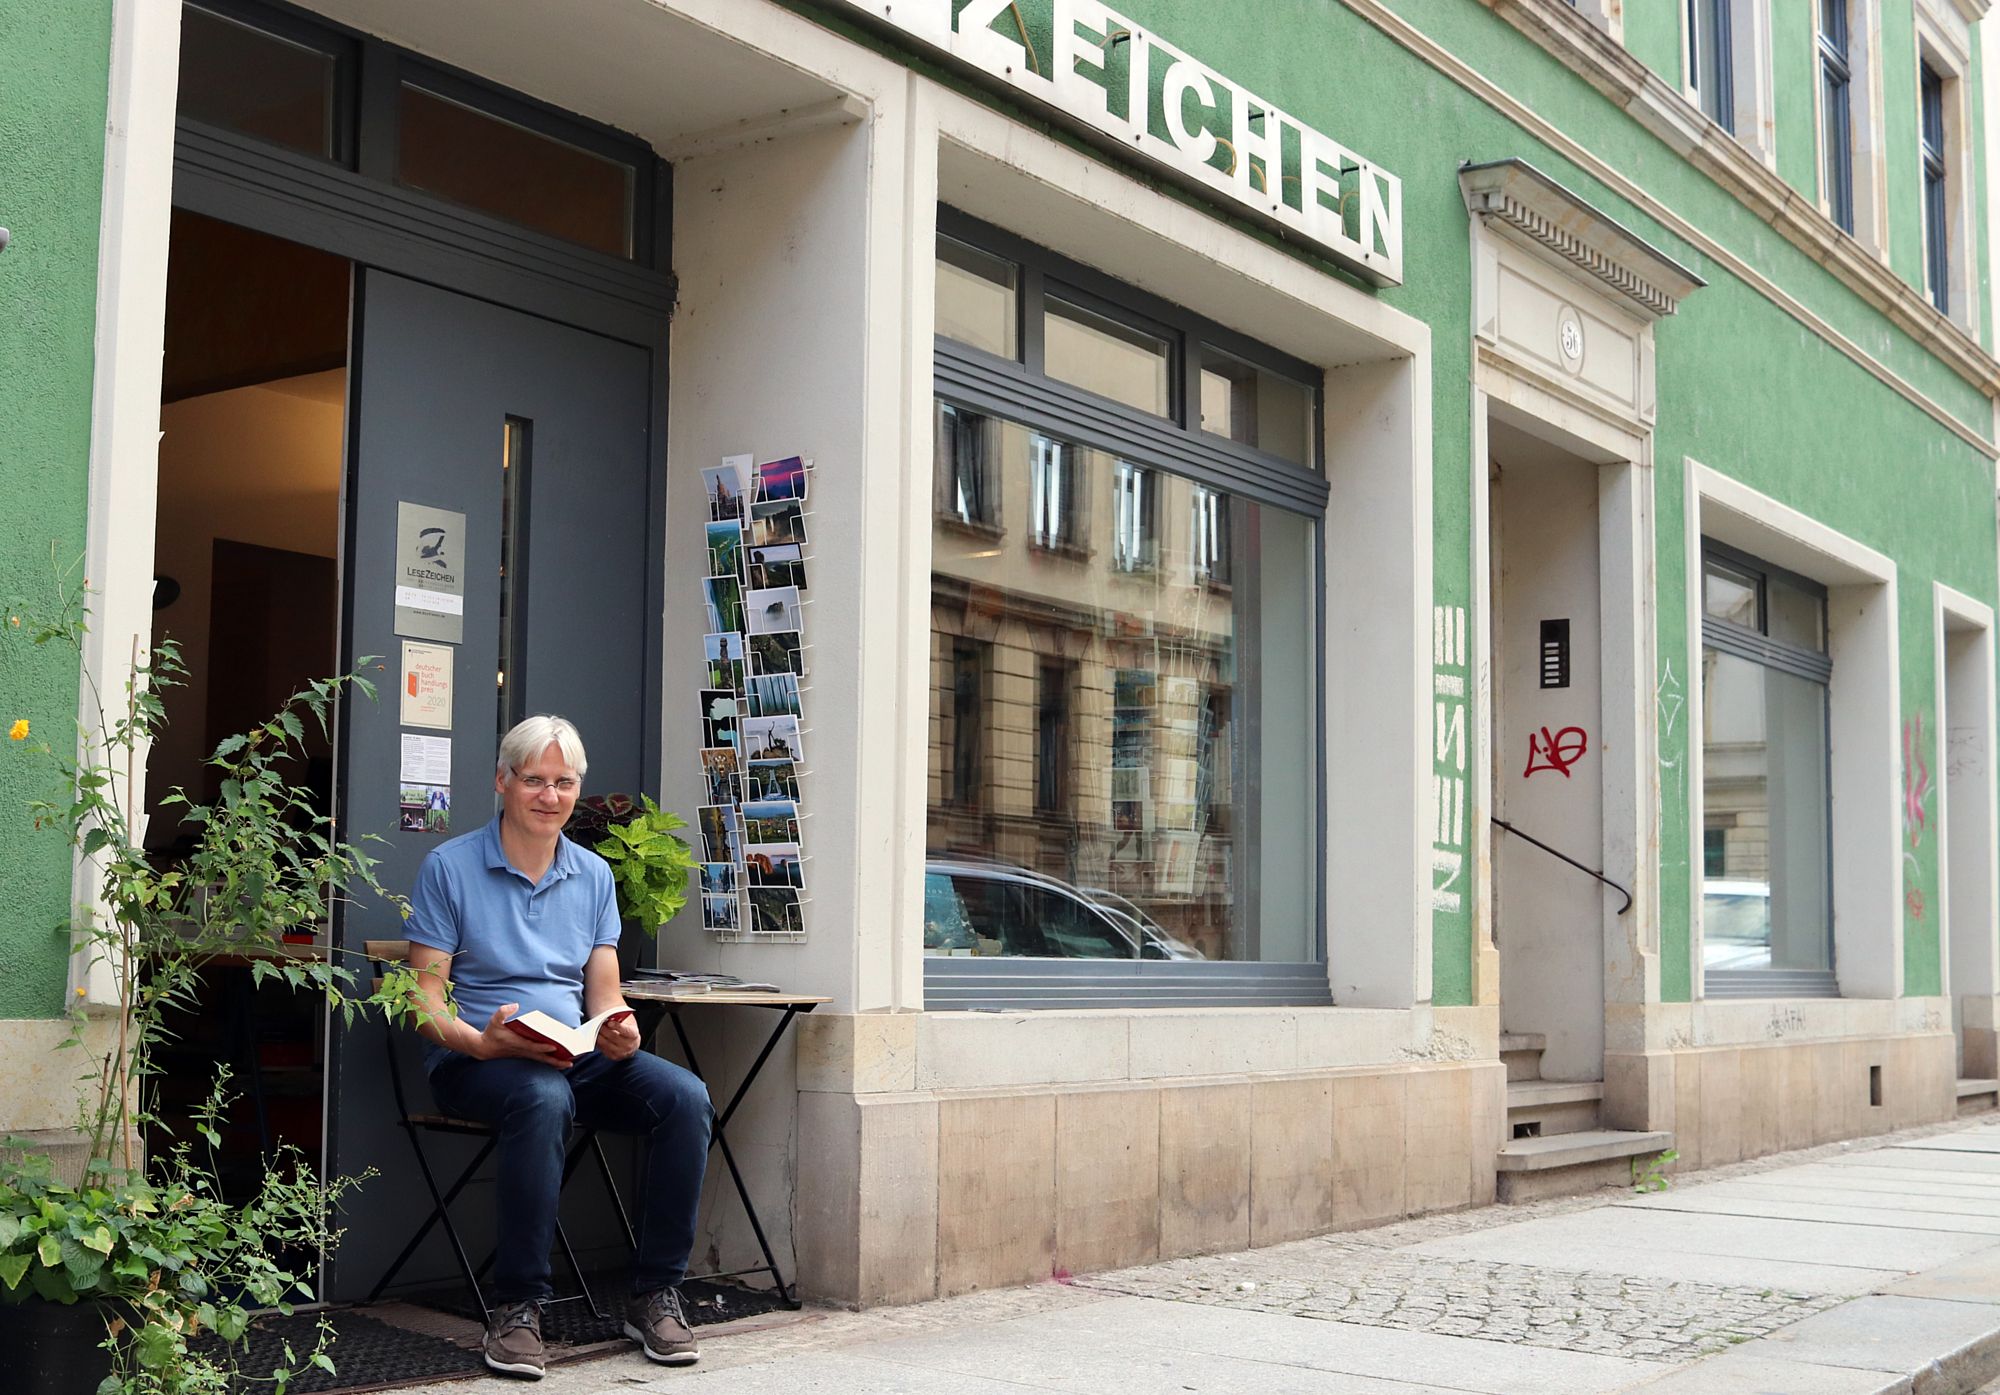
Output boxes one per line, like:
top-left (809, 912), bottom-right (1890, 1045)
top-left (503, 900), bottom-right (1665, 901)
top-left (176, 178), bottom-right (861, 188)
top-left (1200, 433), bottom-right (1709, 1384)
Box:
top-left (402, 1113), bottom-right (2000, 1395)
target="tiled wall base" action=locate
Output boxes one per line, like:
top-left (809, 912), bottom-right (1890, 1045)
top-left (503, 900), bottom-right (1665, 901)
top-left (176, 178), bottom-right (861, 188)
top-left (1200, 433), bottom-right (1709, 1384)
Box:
top-left (796, 1059), bottom-right (1507, 1308)
top-left (1604, 1031), bottom-right (1956, 1170)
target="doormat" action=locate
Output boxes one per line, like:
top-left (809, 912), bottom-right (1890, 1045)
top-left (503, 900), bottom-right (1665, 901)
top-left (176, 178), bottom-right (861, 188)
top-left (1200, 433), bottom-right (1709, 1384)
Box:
top-left (187, 1309), bottom-right (481, 1394)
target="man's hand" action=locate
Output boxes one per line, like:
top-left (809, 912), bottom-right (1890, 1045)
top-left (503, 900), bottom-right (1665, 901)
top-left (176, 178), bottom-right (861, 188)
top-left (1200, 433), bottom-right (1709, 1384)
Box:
top-left (475, 1003), bottom-right (573, 1068)
top-left (597, 1013), bottom-right (642, 1062)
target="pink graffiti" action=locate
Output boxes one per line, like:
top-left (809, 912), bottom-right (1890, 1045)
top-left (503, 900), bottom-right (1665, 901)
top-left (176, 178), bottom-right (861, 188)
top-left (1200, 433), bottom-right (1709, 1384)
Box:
top-left (1904, 712), bottom-right (1931, 850)
top-left (1907, 886), bottom-right (1927, 922)
top-left (1524, 726), bottom-right (1589, 779)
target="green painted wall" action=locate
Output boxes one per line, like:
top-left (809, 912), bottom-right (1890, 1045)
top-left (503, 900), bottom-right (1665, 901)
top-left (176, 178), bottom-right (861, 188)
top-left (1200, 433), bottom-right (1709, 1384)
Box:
top-left (1772, 1), bottom-right (1820, 200)
top-left (0, 0), bottom-right (113, 1020)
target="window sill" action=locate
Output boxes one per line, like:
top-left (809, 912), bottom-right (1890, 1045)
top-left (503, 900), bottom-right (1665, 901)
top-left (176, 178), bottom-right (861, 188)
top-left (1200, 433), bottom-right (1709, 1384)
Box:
top-left (1029, 539), bottom-right (1094, 563)
top-left (937, 516), bottom-right (1006, 542)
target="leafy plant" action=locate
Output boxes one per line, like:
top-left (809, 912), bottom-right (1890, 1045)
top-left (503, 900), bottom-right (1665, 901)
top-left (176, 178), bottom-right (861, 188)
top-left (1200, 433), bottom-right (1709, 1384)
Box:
top-left (4, 552), bottom-right (427, 1393)
top-left (1631, 1147), bottom-right (1680, 1194)
top-left (574, 794), bottom-right (697, 932)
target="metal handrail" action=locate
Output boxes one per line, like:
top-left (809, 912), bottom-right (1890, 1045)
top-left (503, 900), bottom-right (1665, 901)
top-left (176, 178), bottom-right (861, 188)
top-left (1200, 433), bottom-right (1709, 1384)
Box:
top-left (1491, 817), bottom-right (1634, 915)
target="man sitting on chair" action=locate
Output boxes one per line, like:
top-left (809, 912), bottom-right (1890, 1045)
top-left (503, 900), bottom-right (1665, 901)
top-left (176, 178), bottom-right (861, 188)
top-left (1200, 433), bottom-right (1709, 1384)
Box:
top-left (405, 714), bottom-right (711, 1379)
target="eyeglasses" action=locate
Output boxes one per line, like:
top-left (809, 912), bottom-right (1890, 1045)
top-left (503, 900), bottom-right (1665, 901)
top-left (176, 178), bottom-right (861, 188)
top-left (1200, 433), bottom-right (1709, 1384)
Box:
top-left (514, 772), bottom-right (580, 795)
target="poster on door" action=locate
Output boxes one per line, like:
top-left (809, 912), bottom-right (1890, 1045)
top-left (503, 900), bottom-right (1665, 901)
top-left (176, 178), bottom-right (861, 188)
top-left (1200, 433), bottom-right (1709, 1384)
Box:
top-left (393, 501), bottom-right (467, 644)
top-left (700, 454), bottom-right (812, 941)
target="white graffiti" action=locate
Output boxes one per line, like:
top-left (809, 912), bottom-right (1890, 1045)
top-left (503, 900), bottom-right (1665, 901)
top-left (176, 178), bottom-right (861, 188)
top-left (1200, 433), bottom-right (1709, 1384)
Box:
top-left (1432, 605), bottom-right (1469, 914)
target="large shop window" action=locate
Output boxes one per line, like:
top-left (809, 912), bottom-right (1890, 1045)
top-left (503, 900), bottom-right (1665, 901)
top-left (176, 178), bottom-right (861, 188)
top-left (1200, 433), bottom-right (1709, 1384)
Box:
top-left (926, 212), bottom-right (1327, 1009)
top-left (1700, 543), bottom-right (1837, 998)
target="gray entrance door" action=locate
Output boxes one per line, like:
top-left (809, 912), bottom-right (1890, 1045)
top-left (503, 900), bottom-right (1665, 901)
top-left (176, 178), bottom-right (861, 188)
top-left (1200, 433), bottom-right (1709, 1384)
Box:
top-left (328, 269), bottom-right (656, 1300)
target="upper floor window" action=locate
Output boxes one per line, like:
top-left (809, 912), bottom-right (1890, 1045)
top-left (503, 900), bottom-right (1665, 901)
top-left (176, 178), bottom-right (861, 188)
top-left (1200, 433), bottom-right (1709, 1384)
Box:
top-left (1688, 0), bottom-right (1736, 133)
top-left (1817, 0), bottom-right (1855, 233)
top-left (1921, 62), bottom-right (1950, 314)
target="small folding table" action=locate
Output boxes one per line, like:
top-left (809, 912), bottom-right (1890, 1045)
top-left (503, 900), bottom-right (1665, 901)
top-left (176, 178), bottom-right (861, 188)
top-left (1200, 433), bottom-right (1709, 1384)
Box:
top-left (621, 984), bottom-right (828, 1305)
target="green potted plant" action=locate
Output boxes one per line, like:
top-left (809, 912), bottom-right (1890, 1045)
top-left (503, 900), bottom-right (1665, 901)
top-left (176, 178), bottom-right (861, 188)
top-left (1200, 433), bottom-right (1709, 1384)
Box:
top-left (1, 560), bottom-right (420, 1394)
top-left (567, 793), bottom-right (698, 971)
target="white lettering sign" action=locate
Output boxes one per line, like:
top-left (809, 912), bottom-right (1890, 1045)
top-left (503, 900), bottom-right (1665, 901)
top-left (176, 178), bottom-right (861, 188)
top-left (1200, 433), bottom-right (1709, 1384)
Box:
top-left (832, 0), bottom-right (1402, 285)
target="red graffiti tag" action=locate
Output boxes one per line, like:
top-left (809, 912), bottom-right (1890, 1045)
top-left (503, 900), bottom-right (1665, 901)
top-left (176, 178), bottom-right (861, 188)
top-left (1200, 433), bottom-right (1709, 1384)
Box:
top-left (1524, 725), bottom-right (1589, 779)
top-left (1907, 887), bottom-right (1927, 922)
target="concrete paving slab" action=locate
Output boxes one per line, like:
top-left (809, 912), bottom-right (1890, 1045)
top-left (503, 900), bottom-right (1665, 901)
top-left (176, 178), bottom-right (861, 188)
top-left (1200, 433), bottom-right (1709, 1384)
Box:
top-left (1825, 1149), bottom-right (2000, 1175)
top-left (991, 1297), bottom-right (1656, 1395)
top-left (646, 1350), bottom-right (1076, 1393)
top-left (854, 1316), bottom-right (1508, 1394)
top-left (1619, 1192), bottom-right (2000, 1234)
top-left (1881, 1246), bottom-right (2000, 1304)
top-left (1421, 1207), bottom-right (1990, 1277)
top-left (1736, 1294), bottom-right (2000, 1381)
top-left (1681, 1181), bottom-right (2000, 1217)
top-left (1762, 1165), bottom-right (2000, 1198)
top-left (1891, 1133), bottom-right (2000, 1155)
top-left (1609, 1352), bottom-right (1906, 1394)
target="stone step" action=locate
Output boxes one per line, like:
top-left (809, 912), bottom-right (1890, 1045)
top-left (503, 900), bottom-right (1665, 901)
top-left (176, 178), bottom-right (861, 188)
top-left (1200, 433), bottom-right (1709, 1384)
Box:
top-left (1506, 1079), bottom-right (1603, 1139)
top-left (1495, 1129), bottom-right (1674, 1204)
top-left (1499, 1032), bottom-right (1547, 1083)
top-left (1959, 1078), bottom-right (2000, 1118)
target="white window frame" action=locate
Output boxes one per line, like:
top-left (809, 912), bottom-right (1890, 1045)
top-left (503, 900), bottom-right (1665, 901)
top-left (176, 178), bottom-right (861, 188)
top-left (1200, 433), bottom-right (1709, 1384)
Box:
top-left (1564, 0), bottom-right (1623, 44)
top-left (1812, 0), bottom-right (1891, 254)
top-left (1685, 461), bottom-right (1902, 1001)
top-left (1682, 0), bottom-right (1777, 167)
top-left (1912, 0), bottom-right (1980, 333)
top-left (1934, 583), bottom-right (1998, 1063)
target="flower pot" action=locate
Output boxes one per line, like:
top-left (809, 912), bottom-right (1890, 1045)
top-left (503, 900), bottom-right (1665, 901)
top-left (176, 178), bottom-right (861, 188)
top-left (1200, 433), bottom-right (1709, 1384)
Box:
top-left (0, 1295), bottom-right (120, 1395)
top-left (616, 917), bottom-right (655, 979)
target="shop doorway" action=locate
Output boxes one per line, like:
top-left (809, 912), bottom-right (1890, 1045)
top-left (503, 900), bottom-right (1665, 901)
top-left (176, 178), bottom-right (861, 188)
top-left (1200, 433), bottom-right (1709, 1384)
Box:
top-left (1489, 412), bottom-right (1611, 1087)
top-left (148, 208), bottom-right (351, 1199)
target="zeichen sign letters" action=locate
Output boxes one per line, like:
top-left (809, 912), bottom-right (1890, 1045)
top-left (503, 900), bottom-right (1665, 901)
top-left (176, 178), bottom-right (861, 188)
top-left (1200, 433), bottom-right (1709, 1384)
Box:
top-left (831, 0), bottom-right (1403, 285)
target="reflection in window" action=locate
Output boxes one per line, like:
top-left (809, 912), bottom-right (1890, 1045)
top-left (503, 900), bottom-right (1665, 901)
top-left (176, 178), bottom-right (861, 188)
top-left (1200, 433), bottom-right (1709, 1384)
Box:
top-left (929, 403), bottom-right (1317, 964)
top-left (1699, 546), bottom-right (1832, 987)
top-left (1045, 297), bottom-right (1171, 416)
top-left (936, 236), bottom-right (1018, 359)
top-left (937, 403), bottom-right (1000, 529)
top-left (1112, 461), bottom-right (1156, 572)
top-left (1688, 0), bottom-right (1735, 132)
top-left (1921, 63), bottom-right (1950, 314)
top-left (1199, 348), bottom-right (1314, 466)
top-left (1029, 435), bottom-right (1079, 551)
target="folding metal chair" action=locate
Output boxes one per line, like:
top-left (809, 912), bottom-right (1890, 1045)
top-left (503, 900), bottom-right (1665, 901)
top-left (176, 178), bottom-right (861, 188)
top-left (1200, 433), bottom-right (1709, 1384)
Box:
top-left (362, 940), bottom-right (637, 1322)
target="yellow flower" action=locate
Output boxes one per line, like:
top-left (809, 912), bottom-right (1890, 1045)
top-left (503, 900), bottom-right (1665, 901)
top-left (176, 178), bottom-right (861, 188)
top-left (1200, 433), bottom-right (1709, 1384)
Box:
top-left (7, 719), bottom-right (27, 741)
top-left (74, 986), bottom-right (87, 997)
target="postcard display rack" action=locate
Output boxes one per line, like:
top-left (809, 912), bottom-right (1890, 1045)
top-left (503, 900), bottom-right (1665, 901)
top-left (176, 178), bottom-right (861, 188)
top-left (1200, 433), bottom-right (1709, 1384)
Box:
top-left (696, 453), bottom-right (812, 941)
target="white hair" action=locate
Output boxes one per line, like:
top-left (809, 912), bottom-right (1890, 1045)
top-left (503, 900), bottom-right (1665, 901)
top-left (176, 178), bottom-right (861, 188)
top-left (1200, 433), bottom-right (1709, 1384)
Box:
top-left (497, 714), bottom-right (588, 780)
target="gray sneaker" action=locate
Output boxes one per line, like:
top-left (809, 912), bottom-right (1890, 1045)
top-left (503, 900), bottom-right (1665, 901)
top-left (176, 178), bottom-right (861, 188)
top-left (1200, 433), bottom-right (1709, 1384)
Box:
top-left (484, 1299), bottom-right (546, 1379)
top-left (624, 1286), bottom-right (700, 1365)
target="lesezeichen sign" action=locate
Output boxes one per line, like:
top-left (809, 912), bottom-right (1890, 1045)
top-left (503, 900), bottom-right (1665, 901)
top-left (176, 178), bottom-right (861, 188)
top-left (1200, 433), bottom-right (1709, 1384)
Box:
top-left (829, 0), bottom-right (1402, 286)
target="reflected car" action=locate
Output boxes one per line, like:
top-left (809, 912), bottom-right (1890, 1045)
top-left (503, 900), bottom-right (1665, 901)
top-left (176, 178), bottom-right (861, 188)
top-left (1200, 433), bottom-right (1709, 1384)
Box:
top-left (1701, 878), bottom-right (1772, 971)
top-left (924, 859), bottom-right (1206, 960)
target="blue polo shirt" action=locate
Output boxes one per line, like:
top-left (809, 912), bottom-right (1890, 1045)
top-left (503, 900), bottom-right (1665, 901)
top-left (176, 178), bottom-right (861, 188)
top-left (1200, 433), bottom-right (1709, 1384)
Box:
top-left (405, 815), bottom-right (621, 1072)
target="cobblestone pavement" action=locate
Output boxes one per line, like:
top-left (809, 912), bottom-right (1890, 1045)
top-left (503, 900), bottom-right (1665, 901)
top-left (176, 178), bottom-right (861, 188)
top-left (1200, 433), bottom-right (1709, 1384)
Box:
top-left (1076, 1244), bottom-right (1843, 1363)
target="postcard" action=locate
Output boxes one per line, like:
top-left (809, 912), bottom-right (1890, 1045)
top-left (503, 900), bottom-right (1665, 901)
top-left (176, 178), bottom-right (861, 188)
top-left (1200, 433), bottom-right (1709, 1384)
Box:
top-left (703, 631), bottom-right (747, 692)
top-left (702, 893), bottom-right (743, 932)
top-left (753, 455), bottom-right (808, 503)
top-left (746, 842), bottom-right (804, 888)
top-left (703, 575), bottom-right (744, 636)
top-left (746, 541), bottom-right (807, 591)
top-left (696, 804), bottom-right (743, 864)
top-left (703, 459), bottom-right (749, 522)
top-left (699, 861), bottom-right (741, 896)
top-left (699, 746), bottom-right (741, 806)
top-left (746, 758), bottom-right (800, 802)
top-left (747, 886), bottom-right (803, 936)
top-left (705, 520), bottom-right (744, 579)
top-left (748, 630), bottom-right (804, 677)
top-left (746, 585), bottom-right (802, 636)
top-left (750, 498), bottom-right (807, 548)
top-left (741, 713), bottom-right (803, 763)
top-left (745, 671), bottom-right (800, 719)
top-left (398, 782), bottom-right (451, 834)
top-left (741, 798), bottom-right (800, 844)
top-left (701, 689), bottom-right (740, 751)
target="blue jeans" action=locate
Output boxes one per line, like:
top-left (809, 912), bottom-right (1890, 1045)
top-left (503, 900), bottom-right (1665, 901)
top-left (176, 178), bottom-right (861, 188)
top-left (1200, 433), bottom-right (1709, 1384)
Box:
top-left (429, 1049), bottom-right (712, 1303)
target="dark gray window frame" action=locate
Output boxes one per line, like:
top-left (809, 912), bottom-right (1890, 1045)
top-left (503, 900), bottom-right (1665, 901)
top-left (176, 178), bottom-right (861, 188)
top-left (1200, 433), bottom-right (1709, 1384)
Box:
top-left (1688, 0), bottom-right (1737, 133)
top-left (1818, 0), bottom-right (1855, 234)
top-left (926, 209), bottom-right (1332, 1010)
top-left (1921, 61), bottom-right (1951, 315)
top-left (1699, 540), bottom-right (1839, 1000)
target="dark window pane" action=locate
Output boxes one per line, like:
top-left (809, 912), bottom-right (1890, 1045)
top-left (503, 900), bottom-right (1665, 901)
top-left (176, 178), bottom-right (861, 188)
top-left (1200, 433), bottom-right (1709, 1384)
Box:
top-left (1199, 347), bottom-right (1315, 466)
top-left (398, 84), bottom-right (634, 258)
top-left (179, 7), bottom-right (337, 159)
top-left (1702, 559), bottom-right (1759, 629)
